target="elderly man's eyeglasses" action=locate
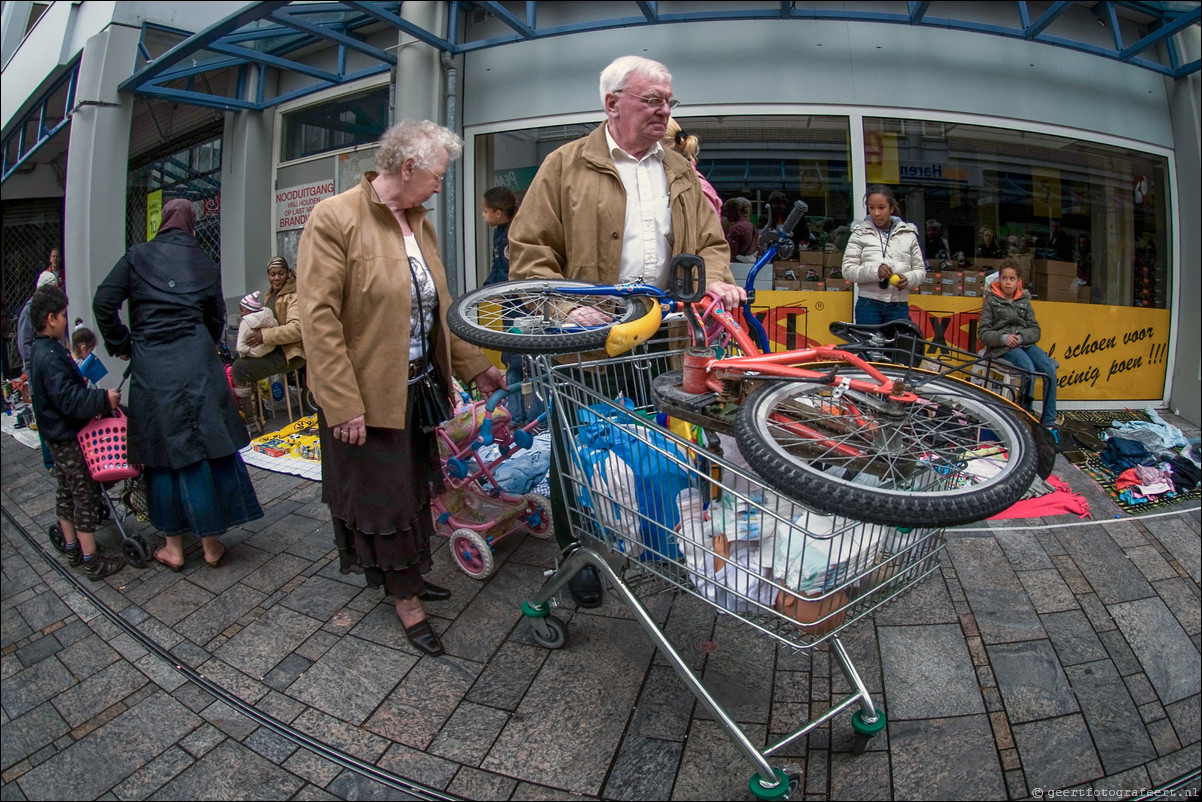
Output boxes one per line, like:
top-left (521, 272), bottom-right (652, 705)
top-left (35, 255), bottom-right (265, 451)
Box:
top-left (614, 91), bottom-right (679, 110)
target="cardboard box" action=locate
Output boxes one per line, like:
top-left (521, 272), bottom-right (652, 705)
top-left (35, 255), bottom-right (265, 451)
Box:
top-left (1037, 274), bottom-right (1078, 295)
top-left (962, 289), bottom-right (983, 298)
top-left (775, 589), bottom-right (850, 636)
top-left (942, 284), bottom-right (965, 296)
top-left (823, 264), bottom-right (845, 280)
top-left (774, 280), bottom-right (801, 291)
top-left (940, 272), bottom-right (963, 286)
top-left (824, 249), bottom-right (844, 270)
top-left (825, 279), bottom-right (852, 291)
top-left (1035, 259), bottom-right (1076, 278)
top-left (974, 258), bottom-right (1005, 271)
top-left (798, 251), bottom-right (824, 267)
top-left (1077, 285), bottom-right (1091, 304)
top-left (919, 288), bottom-right (942, 296)
top-left (921, 273), bottom-right (939, 286)
top-left (797, 281), bottom-right (826, 292)
top-left (962, 271), bottom-right (986, 286)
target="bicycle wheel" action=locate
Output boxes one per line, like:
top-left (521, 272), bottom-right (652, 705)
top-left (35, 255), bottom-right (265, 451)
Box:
top-left (735, 369), bottom-right (1037, 527)
top-left (448, 280), bottom-right (651, 354)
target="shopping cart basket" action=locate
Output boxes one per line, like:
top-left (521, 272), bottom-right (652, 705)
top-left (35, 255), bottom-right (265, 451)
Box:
top-left (519, 346), bottom-right (949, 800)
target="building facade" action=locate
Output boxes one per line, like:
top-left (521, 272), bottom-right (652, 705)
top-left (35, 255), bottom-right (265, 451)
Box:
top-left (3, 1), bottom-right (1200, 422)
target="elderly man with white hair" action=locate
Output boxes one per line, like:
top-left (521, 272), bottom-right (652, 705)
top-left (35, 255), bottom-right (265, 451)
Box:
top-left (508, 55), bottom-right (743, 607)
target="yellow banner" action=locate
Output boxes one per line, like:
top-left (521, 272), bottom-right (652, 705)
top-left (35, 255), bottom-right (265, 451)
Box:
top-left (146, 189), bottom-right (163, 241)
top-left (750, 292), bottom-right (1168, 402)
top-left (1032, 167), bottom-right (1061, 219)
top-left (864, 131), bottom-right (899, 185)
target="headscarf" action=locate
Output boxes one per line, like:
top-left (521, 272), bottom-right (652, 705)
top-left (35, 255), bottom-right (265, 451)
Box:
top-left (158, 198), bottom-right (196, 235)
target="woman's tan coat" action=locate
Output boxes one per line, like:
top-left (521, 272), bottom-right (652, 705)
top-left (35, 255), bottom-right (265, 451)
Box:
top-left (298, 173), bottom-right (494, 429)
top-left (260, 276), bottom-right (305, 363)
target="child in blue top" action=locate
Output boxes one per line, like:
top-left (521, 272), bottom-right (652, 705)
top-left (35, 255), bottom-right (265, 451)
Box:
top-left (481, 186), bottom-right (517, 287)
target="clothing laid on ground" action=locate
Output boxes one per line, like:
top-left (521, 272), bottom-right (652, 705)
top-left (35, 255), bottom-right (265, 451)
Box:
top-left (94, 227), bottom-right (262, 537)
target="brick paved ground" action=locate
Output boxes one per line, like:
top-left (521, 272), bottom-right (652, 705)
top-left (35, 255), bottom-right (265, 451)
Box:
top-left (2, 416), bottom-right (1199, 800)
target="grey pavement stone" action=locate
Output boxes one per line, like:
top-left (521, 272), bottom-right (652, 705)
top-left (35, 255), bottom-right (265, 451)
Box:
top-left (254, 690), bottom-right (307, 724)
top-left (1092, 765), bottom-right (1151, 794)
top-left (426, 702), bottom-right (510, 765)
top-left (280, 575), bottom-right (361, 621)
top-left (15, 592), bottom-right (70, 632)
top-left (287, 635), bottom-right (415, 726)
top-left (239, 551), bottom-right (312, 594)
top-left (324, 769), bottom-right (407, 801)
top-left (1166, 694), bottom-right (1200, 747)
top-left (134, 653), bottom-right (189, 692)
top-left (1155, 576), bottom-right (1202, 637)
top-left (1125, 672), bottom-right (1158, 706)
top-left (375, 741), bottom-right (459, 791)
top-left (1148, 717), bottom-right (1183, 755)
top-left (155, 740), bottom-right (304, 801)
top-left (869, 569), bottom-right (959, 625)
top-left (1098, 629), bottom-right (1144, 676)
top-left (214, 603), bottom-right (323, 679)
top-left (0, 608), bottom-right (33, 648)
top-left (603, 733), bottom-right (683, 801)
top-left (877, 624), bottom-right (983, 719)
top-left (629, 664), bottom-right (698, 742)
top-left (1018, 568), bottom-right (1080, 614)
top-left (1148, 516), bottom-right (1201, 584)
top-left (201, 699), bottom-right (258, 741)
top-left (51, 659), bottom-right (147, 728)
top-left (1061, 526), bottom-right (1155, 604)
top-left (282, 748), bottom-right (344, 787)
top-left (697, 612), bottom-right (778, 724)
top-left (889, 716), bottom-right (1006, 800)
top-left (14, 691), bottom-right (200, 799)
top-left (482, 614), bottom-right (655, 795)
top-left (829, 749), bottom-right (891, 801)
top-left (294, 628), bottom-right (339, 662)
top-left (1147, 742), bottom-right (1202, 787)
top-left (1012, 714), bottom-right (1104, 792)
top-left (109, 746), bottom-right (193, 801)
top-left (671, 719), bottom-right (770, 802)
top-left (174, 583), bottom-right (267, 647)
top-left (989, 639), bottom-right (1078, 723)
top-left (464, 640), bottom-right (546, 712)
top-left (282, 525), bottom-right (337, 562)
top-left (14, 636), bottom-right (60, 668)
top-left (1125, 545), bottom-right (1177, 583)
top-left (447, 765), bottom-right (519, 801)
top-left (829, 618), bottom-right (884, 697)
top-left (183, 546), bottom-right (275, 598)
top-left (51, 619), bottom-right (90, 649)
top-left (180, 722), bottom-right (226, 758)
top-left (1040, 609), bottom-right (1109, 665)
top-left (290, 784), bottom-right (341, 801)
top-left (0, 654), bottom-right (75, 719)
top-left (262, 652), bottom-right (313, 692)
top-left (440, 561), bottom-right (548, 663)
top-left (243, 726), bottom-right (298, 764)
top-left (166, 681), bottom-right (215, 713)
top-left (0, 702), bottom-right (69, 772)
top-left (106, 632), bottom-right (149, 664)
top-left (140, 579), bottom-right (216, 630)
top-left (194, 658), bottom-right (269, 704)
top-left (995, 526), bottom-right (1056, 571)
top-left (659, 592), bottom-right (717, 672)
top-left (364, 653), bottom-right (479, 749)
top-left (1110, 596), bottom-right (1201, 704)
top-left (290, 707), bottom-right (390, 763)
top-left (1065, 660), bottom-right (1157, 774)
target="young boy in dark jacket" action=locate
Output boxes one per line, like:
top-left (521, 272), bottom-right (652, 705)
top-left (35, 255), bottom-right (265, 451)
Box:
top-left (28, 286), bottom-right (125, 579)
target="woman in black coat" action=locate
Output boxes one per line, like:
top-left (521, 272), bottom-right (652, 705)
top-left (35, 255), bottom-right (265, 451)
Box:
top-left (94, 199), bottom-right (262, 571)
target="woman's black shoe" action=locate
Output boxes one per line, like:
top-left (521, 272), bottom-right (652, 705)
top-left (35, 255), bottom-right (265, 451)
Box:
top-left (568, 565), bottom-right (603, 608)
top-left (418, 581), bottom-right (451, 602)
top-left (403, 619), bottom-right (445, 656)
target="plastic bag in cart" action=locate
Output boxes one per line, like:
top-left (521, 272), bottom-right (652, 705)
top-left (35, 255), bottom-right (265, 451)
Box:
top-left (574, 399), bottom-right (698, 560)
top-left (675, 488), bottom-right (776, 614)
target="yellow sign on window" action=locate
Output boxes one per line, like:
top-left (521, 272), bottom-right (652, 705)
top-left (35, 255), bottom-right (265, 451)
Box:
top-left (146, 189), bottom-right (163, 240)
top-left (864, 131), bottom-right (899, 185)
top-left (1032, 168), bottom-right (1061, 219)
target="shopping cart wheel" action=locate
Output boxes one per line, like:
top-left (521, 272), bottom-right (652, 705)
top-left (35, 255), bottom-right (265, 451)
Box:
top-left (748, 767), bottom-right (801, 800)
top-left (521, 493), bottom-right (554, 539)
top-left (450, 529), bottom-right (494, 579)
top-left (850, 708), bottom-right (887, 755)
top-left (48, 523), bottom-right (67, 553)
top-left (528, 615), bottom-right (567, 650)
top-left (122, 537), bottom-right (147, 569)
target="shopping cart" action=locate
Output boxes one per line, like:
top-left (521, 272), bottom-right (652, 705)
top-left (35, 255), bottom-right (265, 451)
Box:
top-left (518, 346), bottom-right (948, 800)
top-left (432, 384), bottom-right (554, 579)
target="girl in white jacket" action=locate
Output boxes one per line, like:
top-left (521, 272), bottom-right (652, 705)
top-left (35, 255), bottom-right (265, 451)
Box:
top-left (841, 185), bottom-right (926, 325)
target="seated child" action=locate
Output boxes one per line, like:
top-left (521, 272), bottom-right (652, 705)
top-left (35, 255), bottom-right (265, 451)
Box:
top-left (236, 291), bottom-right (278, 359)
top-left (977, 259), bottom-right (1058, 428)
top-left (28, 286), bottom-right (124, 580)
top-left (71, 321), bottom-right (99, 387)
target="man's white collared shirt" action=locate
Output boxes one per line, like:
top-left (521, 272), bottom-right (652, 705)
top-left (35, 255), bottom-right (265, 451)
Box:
top-left (606, 125), bottom-right (674, 288)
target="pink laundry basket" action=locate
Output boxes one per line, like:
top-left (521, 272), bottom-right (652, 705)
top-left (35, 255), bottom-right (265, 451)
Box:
top-left (77, 409), bottom-right (140, 482)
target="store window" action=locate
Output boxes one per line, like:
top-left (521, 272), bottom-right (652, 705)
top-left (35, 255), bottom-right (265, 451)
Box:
top-left (863, 118), bottom-right (1170, 308)
top-left (280, 86), bottom-right (388, 163)
top-left (472, 116), bottom-right (852, 287)
top-left (126, 127), bottom-right (223, 263)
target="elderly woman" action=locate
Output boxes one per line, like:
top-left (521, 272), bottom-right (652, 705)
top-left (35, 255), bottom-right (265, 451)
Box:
top-left (231, 256), bottom-right (306, 434)
top-left (94, 199), bottom-right (262, 571)
top-left (298, 120), bottom-right (503, 657)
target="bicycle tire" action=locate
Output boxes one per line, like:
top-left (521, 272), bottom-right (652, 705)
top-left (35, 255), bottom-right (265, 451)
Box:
top-left (448, 280), bottom-right (651, 354)
top-left (735, 369), bottom-right (1037, 527)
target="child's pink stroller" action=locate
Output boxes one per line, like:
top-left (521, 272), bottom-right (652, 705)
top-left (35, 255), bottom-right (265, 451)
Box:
top-left (432, 386), bottom-right (552, 579)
